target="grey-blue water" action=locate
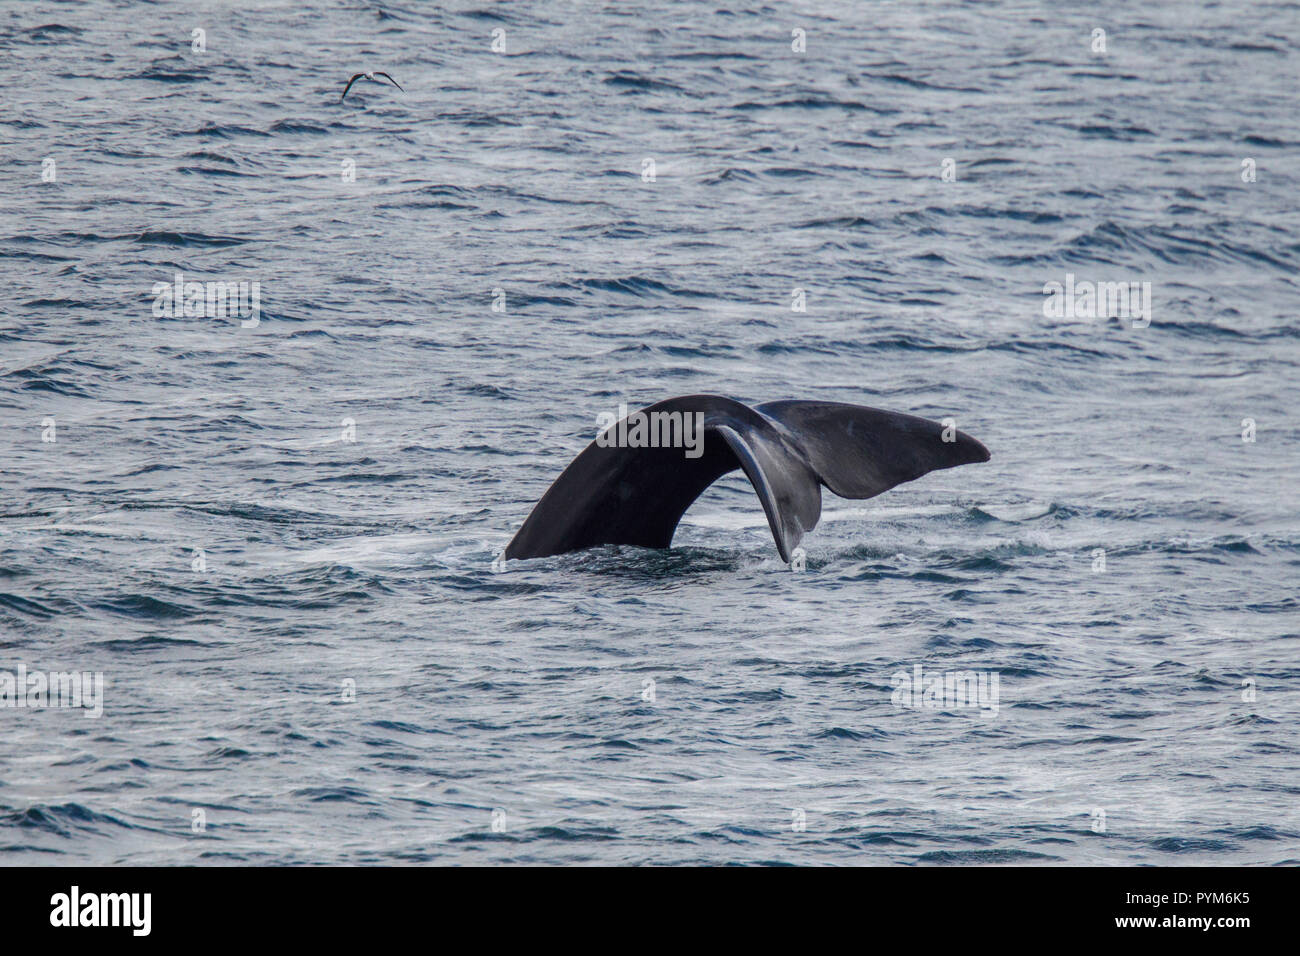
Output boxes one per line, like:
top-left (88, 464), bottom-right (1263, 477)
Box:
top-left (2, 0), bottom-right (1298, 865)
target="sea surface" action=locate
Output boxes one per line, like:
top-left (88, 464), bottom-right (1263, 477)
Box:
top-left (2, 0), bottom-right (1298, 865)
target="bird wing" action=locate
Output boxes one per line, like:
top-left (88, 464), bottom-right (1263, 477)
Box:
top-left (340, 73), bottom-right (365, 101)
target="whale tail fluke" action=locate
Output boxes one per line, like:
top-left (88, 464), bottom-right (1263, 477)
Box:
top-left (755, 400), bottom-right (990, 499)
top-left (503, 395), bottom-right (989, 562)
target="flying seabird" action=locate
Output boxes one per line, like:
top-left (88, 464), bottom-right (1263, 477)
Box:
top-left (340, 71), bottom-right (404, 102)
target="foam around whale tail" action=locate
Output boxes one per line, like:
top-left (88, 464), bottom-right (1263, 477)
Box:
top-left (502, 395), bottom-right (989, 562)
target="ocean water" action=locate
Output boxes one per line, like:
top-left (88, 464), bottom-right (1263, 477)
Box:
top-left (2, 0), bottom-right (1298, 865)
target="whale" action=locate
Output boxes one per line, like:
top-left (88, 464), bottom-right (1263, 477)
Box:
top-left (503, 394), bottom-right (990, 563)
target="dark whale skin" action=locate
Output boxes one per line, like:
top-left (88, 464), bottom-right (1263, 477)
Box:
top-left (504, 394), bottom-right (990, 562)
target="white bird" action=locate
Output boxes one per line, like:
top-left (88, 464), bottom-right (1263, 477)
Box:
top-left (340, 71), bottom-right (404, 102)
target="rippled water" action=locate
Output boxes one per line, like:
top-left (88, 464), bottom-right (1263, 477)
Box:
top-left (2, 1), bottom-right (1298, 865)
